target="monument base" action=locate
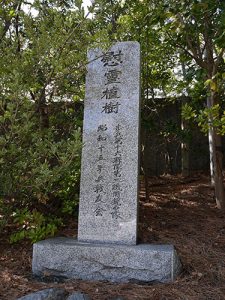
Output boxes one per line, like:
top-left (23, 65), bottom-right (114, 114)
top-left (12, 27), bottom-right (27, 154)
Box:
top-left (32, 238), bottom-right (181, 283)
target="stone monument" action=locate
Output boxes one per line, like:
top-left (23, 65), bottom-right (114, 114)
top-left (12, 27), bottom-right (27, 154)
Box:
top-left (32, 41), bottom-right (181, 283)
top-left (78, 41), bottom-right (140, 245)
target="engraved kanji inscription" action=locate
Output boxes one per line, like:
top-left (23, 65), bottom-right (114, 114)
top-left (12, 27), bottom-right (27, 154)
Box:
top-left (101, 86), bottom-right (120, 100)
top-left (101, 50), bottom-right (123, 67)
top-left (105, 69), bottom-right (121, 85)
top-left (102, 102), bottom-right (121, 114)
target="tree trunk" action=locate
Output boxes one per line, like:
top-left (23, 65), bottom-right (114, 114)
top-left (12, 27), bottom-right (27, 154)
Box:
top-left (39, 102), bottom-right (49, 129)
top-left (208, 124), bottom-right (214, 185)
top-left (181, 141), bottom-right (189, 177)
top-left (181, 97), bottom-right (190, 177)
top-left (207, 94), bottom-right (225, 210)
top-left (37, 90), bottom-right (49, 130)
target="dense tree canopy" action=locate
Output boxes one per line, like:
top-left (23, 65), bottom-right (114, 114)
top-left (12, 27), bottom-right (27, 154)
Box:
top-left (0, 0), bottom-right (98, 242)
top-left (0, 0), bottom-right (225, 242)
top-left (108, 0), bottom-right (225, 208)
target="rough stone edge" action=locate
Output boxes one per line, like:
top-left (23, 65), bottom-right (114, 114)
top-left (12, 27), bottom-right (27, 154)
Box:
top-left (171, 247), bottom-right (182, 281)
top-left (32, 238), bottom-right (182, 284)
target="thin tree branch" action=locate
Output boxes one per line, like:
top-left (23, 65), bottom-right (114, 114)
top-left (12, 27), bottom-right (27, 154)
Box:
top-left (34, 3), bottom-right (96, 106)
top-left (0, 0), bottom-right (22, 43)
top-left (176, 13), bottom-right (207, 69)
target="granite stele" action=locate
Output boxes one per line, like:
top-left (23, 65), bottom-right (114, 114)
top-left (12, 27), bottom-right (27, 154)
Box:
top-left (32, 41), bottom-right (181, 283)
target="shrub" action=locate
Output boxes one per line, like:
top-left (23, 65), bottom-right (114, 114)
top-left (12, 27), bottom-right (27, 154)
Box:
top-left (0, 99), bottom-right (82, 243)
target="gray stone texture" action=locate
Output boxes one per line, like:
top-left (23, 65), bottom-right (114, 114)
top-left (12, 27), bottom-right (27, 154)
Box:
top-left (17, 288), bottom-right (68, 300)
top-left (32, 238), bottom-right (181, 283)
top-left (78, 41), bottom-right (141, 245)
top-left (67, 292), bottom-right (91, 300)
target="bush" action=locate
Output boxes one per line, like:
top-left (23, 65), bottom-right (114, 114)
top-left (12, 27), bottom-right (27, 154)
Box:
top-left (0, 99), bottom-right (82, 243)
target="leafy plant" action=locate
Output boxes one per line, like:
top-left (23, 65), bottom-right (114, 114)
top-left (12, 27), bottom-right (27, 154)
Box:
top-left (10, 209), bottom-right (62, 243)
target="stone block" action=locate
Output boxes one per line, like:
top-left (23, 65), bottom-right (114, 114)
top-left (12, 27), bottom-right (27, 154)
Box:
top-left (32, 238), bottom-right (181, 283)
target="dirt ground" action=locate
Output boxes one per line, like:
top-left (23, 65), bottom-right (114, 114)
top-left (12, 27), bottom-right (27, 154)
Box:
top-left (1, 173), bottom-right (225, 300)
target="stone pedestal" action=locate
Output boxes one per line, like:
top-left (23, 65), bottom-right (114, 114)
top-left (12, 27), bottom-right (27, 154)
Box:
top-left (32, 238), bottom-right (181, 283)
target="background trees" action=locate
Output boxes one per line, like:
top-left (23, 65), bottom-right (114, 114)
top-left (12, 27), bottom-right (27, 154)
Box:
top-left (148, 0), bottom-right (225, 209)
top-left (105, 0), bottom-right (225, 209)
top-left (0, 0), bottom-right (100, 241)
top-left (1, 0), bottom-right (225, 242)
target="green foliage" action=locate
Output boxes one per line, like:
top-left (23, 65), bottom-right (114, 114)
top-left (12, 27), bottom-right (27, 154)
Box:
top-left (182, 103), bottom-right (197, 120)
top-left (0, 0), bottom-right (103, 243)
top-left (1, 0), bottom-right (225, 239)
top-left (10, 209), bottom-right (62, 243)
top-left (182, 102), bottom-right (225, 135)
top-left (197, 105), bottom-right (221, 134)
top-left (0, 99), bottom-right (82, 242)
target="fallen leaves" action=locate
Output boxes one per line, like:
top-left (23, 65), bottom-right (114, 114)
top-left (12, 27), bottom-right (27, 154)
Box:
top-left (1, 173), bottom-right (225, 299)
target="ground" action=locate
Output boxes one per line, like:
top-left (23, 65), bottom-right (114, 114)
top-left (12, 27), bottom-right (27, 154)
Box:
top-left (1, 173), bottom-right (225, 300)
